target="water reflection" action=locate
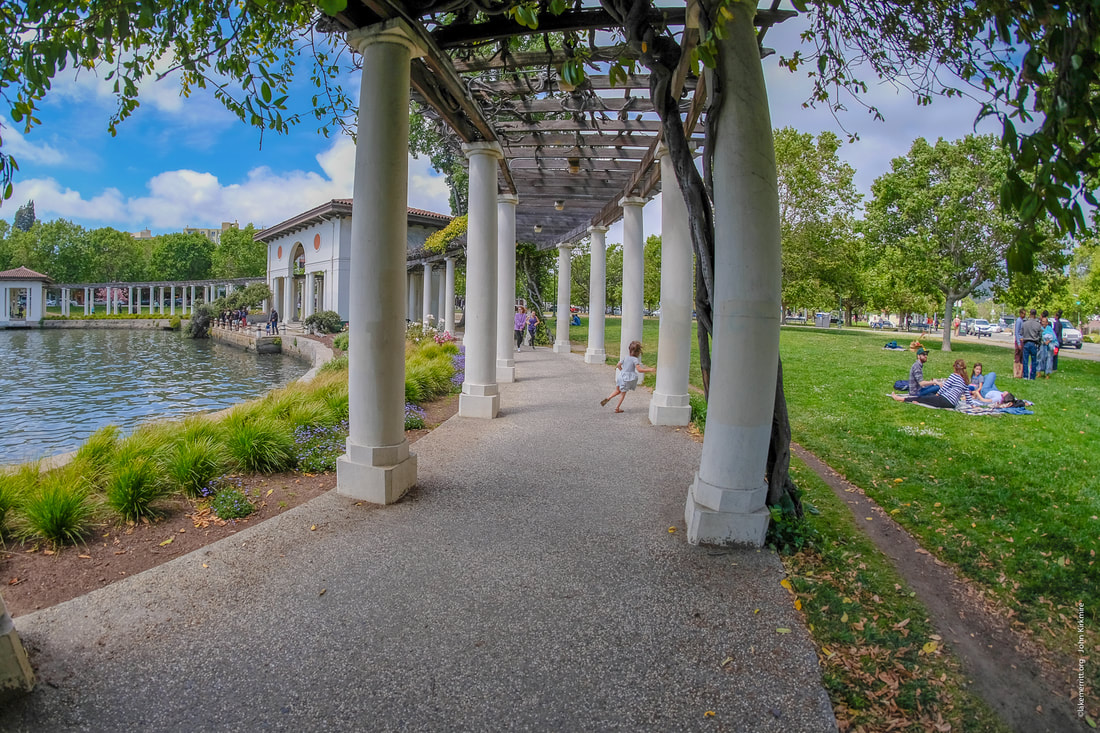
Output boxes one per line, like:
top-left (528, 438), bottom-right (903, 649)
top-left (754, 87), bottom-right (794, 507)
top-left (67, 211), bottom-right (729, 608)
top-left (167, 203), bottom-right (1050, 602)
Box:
top-left (0, 328), bottom-right (309, 463)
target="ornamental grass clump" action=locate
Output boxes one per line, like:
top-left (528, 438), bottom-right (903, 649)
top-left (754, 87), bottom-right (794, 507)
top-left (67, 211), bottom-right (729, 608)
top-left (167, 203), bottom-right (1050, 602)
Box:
top-left (18, 471), bottom-right (94, 547)
top-left (73, 424), bottom-right (119, 479)
top-left (106, 455), bottom-right (167, 522)
top-left (0, 463), bottom-right (36, 536)
top-left (223, 417), bottom-right (296, 473)
top-left (294, 420), bottom-right (349, 473)
top-left (160, 435), bottom-right (229, 497)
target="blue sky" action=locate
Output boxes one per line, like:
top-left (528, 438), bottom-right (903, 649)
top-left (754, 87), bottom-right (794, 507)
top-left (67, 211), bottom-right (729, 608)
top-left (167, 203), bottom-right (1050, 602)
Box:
top-left (4, 12), bottom-right (1001, 243)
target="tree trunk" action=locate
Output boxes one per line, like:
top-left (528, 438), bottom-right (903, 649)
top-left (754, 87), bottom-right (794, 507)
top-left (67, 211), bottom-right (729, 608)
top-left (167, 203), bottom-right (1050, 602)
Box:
top-left (766, 358), bottom-right (802, 515)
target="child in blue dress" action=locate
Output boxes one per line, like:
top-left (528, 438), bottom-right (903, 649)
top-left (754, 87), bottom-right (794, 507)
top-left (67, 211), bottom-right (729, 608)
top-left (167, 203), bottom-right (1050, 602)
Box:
top-left (600, 340), bottom-right (654, 413)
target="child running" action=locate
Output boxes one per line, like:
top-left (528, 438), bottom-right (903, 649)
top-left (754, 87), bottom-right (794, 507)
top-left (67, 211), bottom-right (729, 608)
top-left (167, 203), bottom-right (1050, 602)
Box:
top-left (600, 340), bottom-right (655, 413)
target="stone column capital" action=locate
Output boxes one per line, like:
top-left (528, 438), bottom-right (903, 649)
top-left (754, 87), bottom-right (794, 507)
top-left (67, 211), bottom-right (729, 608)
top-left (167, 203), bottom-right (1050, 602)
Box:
top-left (587, 225), bottom-right (609, 235)
top-left (620, 196), bottom-right (647, 208)
top-left (497, 193), bottom-right (519, 206)
top-left (556, 242), bottom-right (572, 252)
top-left (462, 141), bottom-right (504, 160)
top-left (346, 18), bottom-right (424, 58)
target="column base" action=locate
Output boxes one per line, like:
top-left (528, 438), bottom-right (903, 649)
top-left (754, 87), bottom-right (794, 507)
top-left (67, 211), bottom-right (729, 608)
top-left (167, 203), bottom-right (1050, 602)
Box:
top-left (553, 340), bottom-right (571, 354)
top-left (459, 391), bottom-right (500, 418)
top-left (584, 348), bottom-right (607, 364)
top-left (496, 359), bottom-right (516, 383)
top-left (336, 441), bottom-right (417, 505)
top-left (648, 392), bottom-right (691, 426)
top-left (0, 597), bottom-right (35, 700)
top-left (683, 473), bottom-right (770, 547)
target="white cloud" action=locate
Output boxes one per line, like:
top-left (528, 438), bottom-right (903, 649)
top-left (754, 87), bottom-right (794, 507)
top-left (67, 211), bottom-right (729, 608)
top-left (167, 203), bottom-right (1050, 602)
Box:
top-left (3, 126), bottom-right (68, 166)
top-left (11, 135), bottom-right (453, 231)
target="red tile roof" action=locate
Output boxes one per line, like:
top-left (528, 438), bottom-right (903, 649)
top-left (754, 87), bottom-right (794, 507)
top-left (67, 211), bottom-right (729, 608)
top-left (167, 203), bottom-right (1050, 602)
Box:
top-left (0, 266), bottom-right (51, 281)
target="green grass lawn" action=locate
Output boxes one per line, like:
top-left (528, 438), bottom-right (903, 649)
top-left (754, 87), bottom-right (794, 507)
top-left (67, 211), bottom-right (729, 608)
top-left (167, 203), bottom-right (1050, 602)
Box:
top-left (571, 316), bottom-right (1099, 675)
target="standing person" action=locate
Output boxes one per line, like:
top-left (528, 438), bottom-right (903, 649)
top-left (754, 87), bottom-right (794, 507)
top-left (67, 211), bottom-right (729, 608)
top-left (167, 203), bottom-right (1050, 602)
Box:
top-left (1013, 307), bottom-right (1026, 378)
top-left (894, 359), bottom-right (970, 408)
top-left (513, 306), bottom-right (528, 351)
top-left (953, 315), bottom-right (961, 335)
top-left (1037, 314), bottom-right (1058, 379)
top-left (269, 307), bottom-right (279, 334)
top-left (600, 340), bottom-right (655, 413)
top-left (1019, 309), bottom-right (1042, 379)
top-left (1052, 308), bottom-right (1064, 372)
top-left (525, 309), bottom-right (540, 348)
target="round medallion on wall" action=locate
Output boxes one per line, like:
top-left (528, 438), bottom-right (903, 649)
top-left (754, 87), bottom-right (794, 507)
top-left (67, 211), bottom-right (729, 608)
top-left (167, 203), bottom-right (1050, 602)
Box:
top-left (277, 245), bottom-right (283, 259)
top-left (314, 234), bottom-right (321, 251)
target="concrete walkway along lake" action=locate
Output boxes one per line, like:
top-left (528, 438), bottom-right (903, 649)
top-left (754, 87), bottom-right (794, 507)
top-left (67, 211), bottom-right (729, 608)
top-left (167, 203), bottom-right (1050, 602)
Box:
top-left (1, 348), bottom-right (835, 732)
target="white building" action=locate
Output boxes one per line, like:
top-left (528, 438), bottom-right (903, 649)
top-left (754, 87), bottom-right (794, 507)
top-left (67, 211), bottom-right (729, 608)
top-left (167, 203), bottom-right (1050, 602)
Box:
top-left (255, 199), bottom-right (452, 323)
top-left (0, 266), bottom-right (50, 327)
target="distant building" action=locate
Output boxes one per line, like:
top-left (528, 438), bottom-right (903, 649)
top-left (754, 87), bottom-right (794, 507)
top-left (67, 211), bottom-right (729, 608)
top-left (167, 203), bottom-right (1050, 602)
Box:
top-left (0, 266), bottom-right (51, 326)
top-left (183, 221), bottom-right (239, 245)
top-left (255, 200), bottom-right (450, 323)
top-left (132, 228), bottom-right (154, 240)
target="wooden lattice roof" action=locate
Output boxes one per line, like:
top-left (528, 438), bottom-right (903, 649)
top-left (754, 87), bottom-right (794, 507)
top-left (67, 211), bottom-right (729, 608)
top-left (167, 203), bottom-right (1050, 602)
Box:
top-left (328, 1), bottom-right (795, 248)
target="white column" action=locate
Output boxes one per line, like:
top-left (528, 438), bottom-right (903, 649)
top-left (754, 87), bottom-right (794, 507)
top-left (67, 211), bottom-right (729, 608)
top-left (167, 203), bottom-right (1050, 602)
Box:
top-left (553, 243), bottom-right (572, 354)
top-left (336, 20), bottom-right (420, 504)
top-left (170, 286), bottom-right (176, 315)
top-left (406, 271), bottom-right (416, 321)
top-left (421, 262), bottom-right (433, 328)
top-left (84, 288), bottom-right (90, 316)
top-left (619, 196), bottom-right (646, 358)
top-left (127, 286), bottom-right (133, 314)
top-left (284, 277), bottom-right (294, 322)
top-left (444, 257), bottom-right (456, 335)
top-left (433, 259), bottom-right (442, 325)
top-left (684, 4), bottom-right (780, 547)
top-left (305, 272), bottom-right (316, 320)
top-left (159, 286), bottom-right (166, 314)
top-left (584, 225), bottom-right (609, 364)
top-left (496, 194), bottom-right (518, 382)
top-left (649, 144), bottom-right (693, 426)
top-left (458, 141), bottom-right (503, 419)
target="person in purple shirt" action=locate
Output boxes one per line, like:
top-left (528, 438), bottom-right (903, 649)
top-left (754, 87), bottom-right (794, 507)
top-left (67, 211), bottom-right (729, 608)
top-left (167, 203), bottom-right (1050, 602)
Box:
top-left (514, 306), bottom-right (528, 351)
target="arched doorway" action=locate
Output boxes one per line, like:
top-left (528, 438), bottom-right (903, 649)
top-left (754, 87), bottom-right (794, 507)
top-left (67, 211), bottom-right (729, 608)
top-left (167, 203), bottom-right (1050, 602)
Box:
top-left (287, 242), bottom-right (305, 322)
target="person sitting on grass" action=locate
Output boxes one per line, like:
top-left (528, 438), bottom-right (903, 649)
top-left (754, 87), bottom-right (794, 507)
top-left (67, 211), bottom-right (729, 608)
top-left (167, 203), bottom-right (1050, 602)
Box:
top-left (893, 358), bottom-right (970, 408)
top-left (968, 362), bottom-right (1000, 398)
top-left (908, 348), bottom-right (940, 397)
top-left (600, 340), bottom-right (655, 413)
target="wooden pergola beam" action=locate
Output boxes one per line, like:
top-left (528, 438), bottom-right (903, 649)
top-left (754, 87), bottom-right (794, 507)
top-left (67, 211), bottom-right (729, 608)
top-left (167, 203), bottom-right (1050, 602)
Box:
top-left (497, 119), bottom-right (702, 134)
top-left (433, 8), bottom-right (688, 49)
top-left (502, 146), bottom-right (650, 161)
top-left (452, 46), bottom-right (638, 73)
top-left (499, 132), bottom-right (702, 148)
top-left (469, 75), bottom-right (694, 95)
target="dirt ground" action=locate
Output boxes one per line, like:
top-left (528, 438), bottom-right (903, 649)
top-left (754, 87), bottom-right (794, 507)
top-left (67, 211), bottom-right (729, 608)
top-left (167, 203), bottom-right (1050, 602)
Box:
top-left (0, 392), bottom-right (459, 618)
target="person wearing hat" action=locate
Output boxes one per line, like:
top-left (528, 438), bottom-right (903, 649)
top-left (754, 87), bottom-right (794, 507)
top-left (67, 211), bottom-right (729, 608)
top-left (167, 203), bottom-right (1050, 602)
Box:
top-left (907, 347), bottom-right (940, 397)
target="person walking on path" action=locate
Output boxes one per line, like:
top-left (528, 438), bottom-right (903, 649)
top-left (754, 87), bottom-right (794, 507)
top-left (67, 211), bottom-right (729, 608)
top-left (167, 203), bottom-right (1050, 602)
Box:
top-left (1019, 309), bottom-right (1042, 379)
top-left (514, 306), bottom-right (528, 351)
top-left (600, 340), bottom-right (654, 413)
top-left (525, 309), bottom-right (539, 348)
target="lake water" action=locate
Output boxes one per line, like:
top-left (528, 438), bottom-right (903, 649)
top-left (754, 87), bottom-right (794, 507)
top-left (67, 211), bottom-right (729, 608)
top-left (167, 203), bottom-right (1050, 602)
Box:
top-left (0, 328), bottom-right (310, 464)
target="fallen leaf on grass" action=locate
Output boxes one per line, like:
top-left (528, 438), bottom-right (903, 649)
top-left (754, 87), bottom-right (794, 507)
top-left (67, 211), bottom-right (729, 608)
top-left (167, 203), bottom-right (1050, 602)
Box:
top-left (159, 537), bottom-right (173, 547)
top-left (8, 577), bottom-right (22, 586)
top-left (794, 599), bottom-right (802, 611)
top-left (780, 578), bottom-right (792, 591)
top-left (841, 612), bottom-right (849, 623)
top-left (922, 641), bottom-right (938, 654)
top-left (78, 554), bottom-right (91, 559)
top-left (43, 549), bottom-right (54, 556)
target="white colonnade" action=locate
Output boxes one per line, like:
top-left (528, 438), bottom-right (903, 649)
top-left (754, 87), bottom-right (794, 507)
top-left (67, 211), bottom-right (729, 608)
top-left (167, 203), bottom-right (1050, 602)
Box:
top-left (457, 142), bottom-right (503, 419)
top-left (444, 257), bottom-right (456, 335)
top-left (421, 262), bottom-right (433, 328)
top-left (648, 145), bottom-right (692, 426)
top-left (683, 4), bottom-right (781, 546)
top-left (619, 196), bottom-right (646, 359)
top-left (335, 19), bottom-right (421, 504)
top-left (496, 194), bottom-right (518, 382)
top-left (553, 243), bottom-right (571, 354)
top-left (584, 226), bottom-right (608, 364)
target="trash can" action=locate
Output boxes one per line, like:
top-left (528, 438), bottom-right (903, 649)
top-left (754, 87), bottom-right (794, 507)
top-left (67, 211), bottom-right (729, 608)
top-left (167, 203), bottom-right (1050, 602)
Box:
top-left (814, 313), bottom-right (830, 328)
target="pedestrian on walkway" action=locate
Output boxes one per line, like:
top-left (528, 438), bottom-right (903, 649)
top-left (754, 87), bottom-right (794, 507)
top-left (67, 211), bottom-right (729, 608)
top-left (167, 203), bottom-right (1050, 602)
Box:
top-left (525, 309), bottom-right (539, 348)
top-left (600, 340), bottom-right (654, 413)
top-left (1013, 307), bottom-right (1025, 378)
top-left (514, 306), bottom-right (528, 351)
top-left (1020, 309), bottom-right (1042, 379)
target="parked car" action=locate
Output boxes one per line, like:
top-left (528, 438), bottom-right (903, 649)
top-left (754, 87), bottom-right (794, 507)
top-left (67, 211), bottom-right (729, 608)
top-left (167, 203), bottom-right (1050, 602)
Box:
top-left (999, 315), bottom-right (1015, 330)
top-left (1060, 319), bottom-right (1084, 349)
top-left (972, 318), bottom-right (993, 337)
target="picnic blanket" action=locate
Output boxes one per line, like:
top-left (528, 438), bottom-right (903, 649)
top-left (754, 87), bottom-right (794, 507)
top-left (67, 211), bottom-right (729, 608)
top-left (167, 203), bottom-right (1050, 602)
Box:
top-left (887, 394), bottom-right (1034, 415)
top-left (883, 340), bottom-right (907, 351)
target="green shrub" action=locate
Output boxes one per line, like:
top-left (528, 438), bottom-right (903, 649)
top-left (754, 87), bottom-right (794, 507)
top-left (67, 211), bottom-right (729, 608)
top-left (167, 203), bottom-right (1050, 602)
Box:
top-left (211, 484), bottom-right (255, 520)
top-left (689, 392), bottom-right (708, 434)
top-left (304, 309), bottom-right (343, 334)
top-left (187, 304), bottom-right (215, 339)
top-left (321, 354), bottom-right (348, 372)
top-left (284, 401), bottom-right (332, 429)
top-left (19, 472), bottom-right (94, 547)
top-left (332, 333), bottom-right (349, 350)
top-left (0, 464), bottom-right (37, 536)
top-left (404, 403), bottom-right (426, 430)
top-left (169, 315), bottom-right (182, 330)
top-left (223, 418), bottom-right (296, 473)
top-left (294, 420), bottom-right (349, 473)
top-left (405, 351), bottom-right (455, 403)
top-left (106, 456), bottom-right (167, 521)
top-left (72, 424), bottom-right (120, 489)
top-left (160, 435), bottom-right (229, 497)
